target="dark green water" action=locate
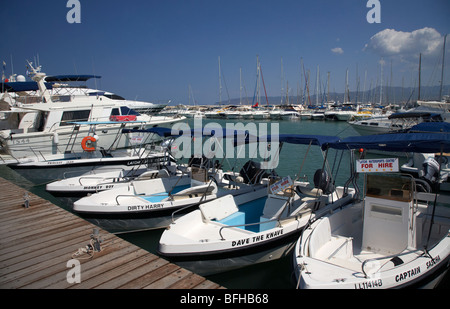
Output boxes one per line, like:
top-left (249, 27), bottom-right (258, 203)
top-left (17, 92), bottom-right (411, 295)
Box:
top-left (1, 118), bottom-right (448, 289)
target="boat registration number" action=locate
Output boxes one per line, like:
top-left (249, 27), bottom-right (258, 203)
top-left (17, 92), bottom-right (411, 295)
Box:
top-left (12, 138), bottom-right (30, 145)
top-left (354, 279), bottom-right (383, 289)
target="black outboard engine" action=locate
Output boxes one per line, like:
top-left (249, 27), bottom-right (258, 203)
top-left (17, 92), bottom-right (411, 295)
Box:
top-left (188, 155), bottom-right (213, 169)
top-left (239, 160), bottom-right (270, 184)
top-left (313, 169), bottom-right (335, 195)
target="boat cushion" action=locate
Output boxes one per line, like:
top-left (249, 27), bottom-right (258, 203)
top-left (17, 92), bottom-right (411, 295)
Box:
top-left (199, 195), bottom-right (239, 222)
top-left (308, 217), bottom-right (331, 258)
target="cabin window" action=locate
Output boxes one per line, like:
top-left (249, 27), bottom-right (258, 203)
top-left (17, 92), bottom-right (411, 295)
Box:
top-left (103, 94), bottom-right (125, 100)
top-left (60, 110), bottom-right (91, 126)
top-left (51, 95), bottom-right (71, 102)
top-left (365, 174), bottom-right (413, 202)
top-left (191, 167), bottom-right (208, 183)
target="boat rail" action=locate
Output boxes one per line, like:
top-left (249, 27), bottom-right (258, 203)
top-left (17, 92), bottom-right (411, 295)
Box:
top-left (78, 175), bottom-right (128, 187)
top-left (115, 193), bottom-right (147, 205)
top-left (360, 249), bottom-right (423, 278)
top-left (217, 217), bottom-right (284, 240)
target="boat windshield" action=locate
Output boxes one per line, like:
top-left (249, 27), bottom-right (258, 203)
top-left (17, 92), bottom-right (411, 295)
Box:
top-left (365, 174), bottom-right (413, 202)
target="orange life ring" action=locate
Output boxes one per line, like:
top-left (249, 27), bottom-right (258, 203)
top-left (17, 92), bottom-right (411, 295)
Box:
top-left (81, 136), bottom-right (96, 152)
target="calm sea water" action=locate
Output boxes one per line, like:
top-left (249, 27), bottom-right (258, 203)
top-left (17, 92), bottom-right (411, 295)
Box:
top-left (1, 118), bottom-right (448, 289)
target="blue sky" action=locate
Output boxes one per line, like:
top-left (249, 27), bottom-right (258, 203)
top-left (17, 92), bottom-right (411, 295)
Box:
top-left (1, 0), bottom-right (449, 105)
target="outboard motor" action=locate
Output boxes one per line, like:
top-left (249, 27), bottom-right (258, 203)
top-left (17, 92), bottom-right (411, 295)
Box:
top-left (239, 160), bottom-right (270, 184)
top-left (420, 157), bottom-right (440, 187)
top-left (313, 169), bottom-right (335, 195)
top-left (188, 155), bottom-right (213, 169)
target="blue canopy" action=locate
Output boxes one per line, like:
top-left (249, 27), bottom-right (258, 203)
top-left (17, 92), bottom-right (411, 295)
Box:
top-left (0, 81), bottom-right (53, 92)
top-left (122, 127), bottom-right (256, 145)
top-left (45, 75), bottom-right (101, 82)
top-left (329, 132), bottom-right (450, 153)
top-left (261, 134), bottom-right (340, 150)
top-left (408, 122), bottom-right (450, 133)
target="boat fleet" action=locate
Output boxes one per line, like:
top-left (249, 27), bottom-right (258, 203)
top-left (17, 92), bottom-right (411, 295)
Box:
top-left (1, 62), bottom-right (449, 289)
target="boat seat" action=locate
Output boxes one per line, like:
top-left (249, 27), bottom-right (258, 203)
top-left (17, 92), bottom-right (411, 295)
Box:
top-left (308, 217), bottom-right (353, 260)
top-left (200, 195), bottom-right (238, 222)
top-left (308, 217), bottom-right (331, 258)
top-left (296, 185), bottom-right (322, 197)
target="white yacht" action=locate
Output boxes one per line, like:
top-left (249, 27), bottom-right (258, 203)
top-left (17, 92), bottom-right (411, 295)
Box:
top-left (349, 102), bottom-right (450, 136)
top-left (0, 62), bottom-right (184, 161)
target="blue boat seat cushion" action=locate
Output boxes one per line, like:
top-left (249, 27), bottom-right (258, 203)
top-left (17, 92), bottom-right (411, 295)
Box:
top-left (200, 195), bottom-right (238, 221)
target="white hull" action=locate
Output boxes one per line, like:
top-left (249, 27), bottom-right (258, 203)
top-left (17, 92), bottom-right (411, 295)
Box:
top-left (8, 150), bottom-right (169, 184)
top-left (73, 169), bottom-right (268, 232)
top-left (158, 185), bottom-right (355, 276)
top-left (334, 111), bottom-right (356, 121)
top-left (0, 117), bottom-right (181, 161)
top-left (349, 117), bottom-right (395, 135)
top-left (46, 164), bottom-right (179, 196)
top-left (294, 175), bottom-right (450, 289)
top-left (280, 112), bottom-right (300, 120)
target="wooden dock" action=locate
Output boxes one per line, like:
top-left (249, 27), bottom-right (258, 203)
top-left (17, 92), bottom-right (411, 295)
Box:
top-left (0, 177), bottom-right (222, 289)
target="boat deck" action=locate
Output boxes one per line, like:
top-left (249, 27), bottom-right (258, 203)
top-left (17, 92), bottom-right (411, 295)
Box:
top-left (0, 177), bottom-right (223, 289)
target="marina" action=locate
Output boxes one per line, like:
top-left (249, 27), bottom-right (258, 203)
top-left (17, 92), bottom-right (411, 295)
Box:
top-left (2, 0), bottom-right (450, 292)
top-left (1, 116), bottom-right (449, 289)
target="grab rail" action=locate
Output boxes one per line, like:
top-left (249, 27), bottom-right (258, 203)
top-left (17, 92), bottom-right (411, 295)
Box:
top-left (218, 217), bottom-right (283, 240)
top-left (115, 193), bottom-right (146, 205)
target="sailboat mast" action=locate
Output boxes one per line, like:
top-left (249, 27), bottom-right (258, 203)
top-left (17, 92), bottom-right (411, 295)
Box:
top-left (281, 57), bottom-right (284, 105)
top-left (327, 71), bottom-right (330, 104)
top-left (380, 58), bottom-right (383, 105)
top-left (316, 65), bottom-right (319, 105)
top-left (418, 53), bottom-right (421, 101)
top-left (344, 69), bottom-right (348, 104)
top-left (439, 34), bottom-right (447, 100)
top-left (240, 67), bottom-right (242, 105)
top-left (218, 56), bottom-right (222, 105)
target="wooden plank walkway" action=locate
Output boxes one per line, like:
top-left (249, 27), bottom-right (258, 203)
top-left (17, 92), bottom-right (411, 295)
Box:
top-left (0, 177), bottom-right (223, 289)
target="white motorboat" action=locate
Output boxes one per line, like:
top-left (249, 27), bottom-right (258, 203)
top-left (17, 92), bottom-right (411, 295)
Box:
top-left (158, 134), bottom-right (356, 275)
top-left (0, 62), bottom-right (184, 160)
top-left (5, 124), bottom-right (173, 183)
top-left (349, 104), bottom-right (450, 135)
top-left (45, 127), bottom-right (179, 196)
top-left (399, 123), bottom-right (450, 192)
top-left (252, 109), bottom-right (270, 120)
top-left (73, 160), bottom-right (270, 233)
top-left (46, 165), bottom-right (178, 196)
top-left (71, 128), bottom-right (264, 232)
top-left (8, 144), bottom-right (171, 184)
top-left (294, 131), bottom-right (450, 289)
top-left (310, 110), bottom-right (325, 120)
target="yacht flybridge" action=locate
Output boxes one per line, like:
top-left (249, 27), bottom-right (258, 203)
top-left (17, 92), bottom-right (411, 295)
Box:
top-left (0, 62), bottom-right (183, 161)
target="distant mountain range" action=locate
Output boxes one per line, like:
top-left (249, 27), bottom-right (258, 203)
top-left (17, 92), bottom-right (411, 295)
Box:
top-left (213, 84), bottom-right (450, 107)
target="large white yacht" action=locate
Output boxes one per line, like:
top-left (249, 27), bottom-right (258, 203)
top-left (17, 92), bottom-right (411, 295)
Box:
top-left (0, 62), bottom-right (184, 161)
